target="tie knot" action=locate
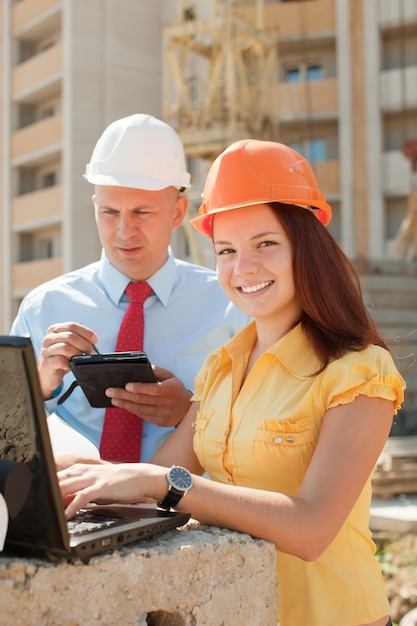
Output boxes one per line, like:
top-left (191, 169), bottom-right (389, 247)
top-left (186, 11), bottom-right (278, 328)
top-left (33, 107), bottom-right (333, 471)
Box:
top-left (125, 281), bottom-right (153, 304)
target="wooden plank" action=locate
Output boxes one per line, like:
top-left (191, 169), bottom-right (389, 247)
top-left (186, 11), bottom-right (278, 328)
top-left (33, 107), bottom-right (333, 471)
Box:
top-left (372, 436), bottom-right (417, 499)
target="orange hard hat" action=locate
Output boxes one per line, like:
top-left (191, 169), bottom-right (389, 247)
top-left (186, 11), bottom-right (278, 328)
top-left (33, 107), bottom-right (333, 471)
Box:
top-left (190, 139), bottom-right (332, 237)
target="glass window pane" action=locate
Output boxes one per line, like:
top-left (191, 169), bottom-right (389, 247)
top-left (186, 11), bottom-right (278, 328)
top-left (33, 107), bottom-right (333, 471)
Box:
top-left (309, 140), bottom-right (326, 162)
top-left (307, 65), bottom-right (323, 80)
top-left (285, 68), bottom-right (301, 82)
top-left (289, 142), bottom-right (305, 157)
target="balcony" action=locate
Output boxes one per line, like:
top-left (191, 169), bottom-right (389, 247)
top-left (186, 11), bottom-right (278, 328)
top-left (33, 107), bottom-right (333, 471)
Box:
top-left (380, 65), bottom-right (417, 113)
top-left (11, 185), bottom-right (62, 229)
top-left (276, 77), bottom-right (338, 121)
top-left (12, 41), bottom-right (62, 103)
top-left (378, 0), bottom-right (417, 27)
top-left (313, 160), bottom-right (340, 197)
top-left (12, 0), bottom-right (61, 38)
top-left (382, 150), bottom-right (411, 197)
top-left (263, 0), bottom-right (335, 37)
top-left (12, 257), bottom-right (63, 295)
top-left (11, 113), bottom-right (62, 165)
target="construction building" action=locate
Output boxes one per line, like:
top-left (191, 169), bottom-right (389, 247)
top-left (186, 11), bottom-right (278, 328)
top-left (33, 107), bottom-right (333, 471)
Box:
top-left (0, 0), bottom-right (416, 428)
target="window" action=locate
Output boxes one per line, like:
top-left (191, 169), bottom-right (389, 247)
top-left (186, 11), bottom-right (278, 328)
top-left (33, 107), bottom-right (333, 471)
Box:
top-left (38, 238), bottom-right (54, 259)
top-left (289, 139), bottom-right (326, 163)
top-left (290, 141), bottom-right (304, 155)
top-left (42, 172), bottom-right (56, 188)
top-left (18, 40), bottom-right (36, 64)
top-left (18, 231), bottom-right (59, 262)
top-left (309, 139), bottom-right (326, 162)
top-left (285, 67), bottom-right (301, 83)
top-left (284, 63), bottom-right (324, 82)
top-left (38, 107), bottom-right (55, 120)
top-left (306, 65), bottom-right (323, 80)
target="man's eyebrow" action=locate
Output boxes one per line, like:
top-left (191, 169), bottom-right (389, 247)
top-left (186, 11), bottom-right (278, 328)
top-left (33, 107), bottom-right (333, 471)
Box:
top-left (97, 203), bottom-right (154, 210)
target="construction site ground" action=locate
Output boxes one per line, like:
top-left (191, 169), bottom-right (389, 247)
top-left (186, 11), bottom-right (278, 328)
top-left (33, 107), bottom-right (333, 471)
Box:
top-left (371, 435), bottom-right (417, 624)
top-left (374, 528), bottom-right (417, 625)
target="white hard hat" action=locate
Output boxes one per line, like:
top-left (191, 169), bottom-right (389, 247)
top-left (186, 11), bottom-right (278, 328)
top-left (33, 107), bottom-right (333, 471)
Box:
top-left (84, 113), bottom-right (191, 190)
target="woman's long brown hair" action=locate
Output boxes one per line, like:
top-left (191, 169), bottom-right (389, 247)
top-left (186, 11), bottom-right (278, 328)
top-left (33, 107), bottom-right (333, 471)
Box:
top-left (271, 202), bottom-right (389, 373)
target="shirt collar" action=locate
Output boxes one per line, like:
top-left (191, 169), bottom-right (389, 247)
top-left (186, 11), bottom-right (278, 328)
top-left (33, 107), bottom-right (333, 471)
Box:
top-left (98, 248), bottom-right (177, 307)
top-left (220, 321), bottom-right (320, 379)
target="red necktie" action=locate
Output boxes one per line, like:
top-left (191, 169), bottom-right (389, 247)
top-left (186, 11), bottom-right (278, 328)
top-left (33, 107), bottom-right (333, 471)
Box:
top-left (99, 282), bottom-right (153, 462)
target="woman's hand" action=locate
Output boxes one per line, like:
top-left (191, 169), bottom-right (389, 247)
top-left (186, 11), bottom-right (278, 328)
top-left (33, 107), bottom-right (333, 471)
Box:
top-left (54, 452), bottom-right (108, 471)
top-left (58, 462), bottom-right (167, 519)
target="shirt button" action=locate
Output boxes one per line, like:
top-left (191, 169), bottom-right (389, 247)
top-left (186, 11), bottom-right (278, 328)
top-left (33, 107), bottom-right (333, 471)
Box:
top-left (142, 429), bottom-right (147, 437)
top-left (286, 436), bottom-right (294, 442)
top-left (274, 436), bottom-right (283, 444)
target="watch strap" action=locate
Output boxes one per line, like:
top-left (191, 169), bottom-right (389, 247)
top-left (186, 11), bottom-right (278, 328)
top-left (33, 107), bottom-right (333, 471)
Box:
top-left (157, 487), bottom-right (184, 511)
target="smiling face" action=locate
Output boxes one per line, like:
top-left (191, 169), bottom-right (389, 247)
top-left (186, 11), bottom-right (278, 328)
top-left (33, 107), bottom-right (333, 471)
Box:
top-left (213, 203), bottom-right (302, 333)
top-left (93, 185), bottom-right (188, 281)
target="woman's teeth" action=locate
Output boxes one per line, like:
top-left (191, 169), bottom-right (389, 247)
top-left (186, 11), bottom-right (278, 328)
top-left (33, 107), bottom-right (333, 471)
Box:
top-left (241, 281), bottom-right (271, 294)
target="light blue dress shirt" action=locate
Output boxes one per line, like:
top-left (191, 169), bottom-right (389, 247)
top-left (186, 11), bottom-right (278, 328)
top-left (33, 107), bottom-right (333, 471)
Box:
top-left (11, 250), bottom-right (248, 461)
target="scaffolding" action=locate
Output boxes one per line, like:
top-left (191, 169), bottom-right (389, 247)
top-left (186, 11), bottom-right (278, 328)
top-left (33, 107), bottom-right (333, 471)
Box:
top-left (163, 1), bottom-right (278, 264)
top-left (163, 0), bottom-right (278, 159)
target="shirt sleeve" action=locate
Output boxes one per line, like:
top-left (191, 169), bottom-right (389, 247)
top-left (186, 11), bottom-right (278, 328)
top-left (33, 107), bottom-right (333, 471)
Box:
top-left (323, 345), bottom-right (406, 414)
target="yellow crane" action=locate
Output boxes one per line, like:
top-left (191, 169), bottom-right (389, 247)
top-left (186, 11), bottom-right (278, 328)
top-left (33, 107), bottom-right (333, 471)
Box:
top-left (163, 1), bottom-right (278, 264)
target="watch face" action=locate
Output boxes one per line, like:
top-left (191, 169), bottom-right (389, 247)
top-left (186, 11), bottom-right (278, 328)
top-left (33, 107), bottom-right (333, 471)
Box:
top-left (169, 466), bottom-right (193, 490)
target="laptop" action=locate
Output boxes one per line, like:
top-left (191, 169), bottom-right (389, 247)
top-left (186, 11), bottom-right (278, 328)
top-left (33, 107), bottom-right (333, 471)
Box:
top-left (0, 335), bottom-right (190, 562)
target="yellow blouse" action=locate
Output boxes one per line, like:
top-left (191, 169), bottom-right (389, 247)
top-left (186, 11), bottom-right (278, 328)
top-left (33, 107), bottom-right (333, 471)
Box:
top-left (192, 322), bottom-right (405, 626)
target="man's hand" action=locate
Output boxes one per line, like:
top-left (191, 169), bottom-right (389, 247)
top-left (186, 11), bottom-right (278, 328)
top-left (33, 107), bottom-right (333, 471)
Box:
top-left (38, 322), bottom-right (99, 400)
top-left (104, 365), bottom-right (193, 428)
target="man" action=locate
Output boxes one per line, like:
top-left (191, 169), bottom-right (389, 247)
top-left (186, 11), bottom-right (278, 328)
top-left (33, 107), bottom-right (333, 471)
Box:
top-left (11, 114), bottom-right (248, 462)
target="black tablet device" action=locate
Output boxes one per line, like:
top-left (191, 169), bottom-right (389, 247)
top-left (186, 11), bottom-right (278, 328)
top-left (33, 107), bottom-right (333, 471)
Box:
top-left (66, 351), bottom-right (157, 408)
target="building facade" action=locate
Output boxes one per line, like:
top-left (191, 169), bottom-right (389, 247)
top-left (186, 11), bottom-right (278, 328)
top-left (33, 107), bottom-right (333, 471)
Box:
top-left (0, 0), bottom-right (173, 332)
top-left (1, 0), bottom-right (417, 333)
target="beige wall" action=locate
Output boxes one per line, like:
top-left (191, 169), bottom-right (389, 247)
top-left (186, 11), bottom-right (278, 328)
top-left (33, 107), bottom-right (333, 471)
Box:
top-left (62, 0), bottom-right (165, 273)
top-left (262, 0), bottom-right (335, 34)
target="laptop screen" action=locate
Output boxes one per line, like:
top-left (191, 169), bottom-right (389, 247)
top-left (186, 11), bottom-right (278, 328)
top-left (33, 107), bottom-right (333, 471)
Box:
top-left (0, 336), bottom-right (69, 556)
top-left (0, 336), bottom-right (191, 562)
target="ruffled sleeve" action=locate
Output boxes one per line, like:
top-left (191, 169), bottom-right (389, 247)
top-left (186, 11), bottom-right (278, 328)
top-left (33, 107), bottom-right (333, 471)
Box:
top-left (323, 345), bottom-right (406, 414)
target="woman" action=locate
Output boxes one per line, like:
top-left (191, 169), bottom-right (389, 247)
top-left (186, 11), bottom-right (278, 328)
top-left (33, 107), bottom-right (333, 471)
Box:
top-left (59, 140), bottom-right (404, 626)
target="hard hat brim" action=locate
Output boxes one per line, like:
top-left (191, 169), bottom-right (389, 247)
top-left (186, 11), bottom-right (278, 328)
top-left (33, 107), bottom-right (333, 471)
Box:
top-left (83, 172), bottom-right (191, 191)
top-left (191, 200), bottom-right (332, 238)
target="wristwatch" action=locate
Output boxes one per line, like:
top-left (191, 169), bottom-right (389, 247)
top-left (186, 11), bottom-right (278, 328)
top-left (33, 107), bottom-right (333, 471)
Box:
top-left (157, 465), bottom-right (193, 511)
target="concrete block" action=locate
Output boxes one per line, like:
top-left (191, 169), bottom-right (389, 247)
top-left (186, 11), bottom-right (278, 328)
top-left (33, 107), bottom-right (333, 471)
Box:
top-left (0, 522), bottom-right (278, 626)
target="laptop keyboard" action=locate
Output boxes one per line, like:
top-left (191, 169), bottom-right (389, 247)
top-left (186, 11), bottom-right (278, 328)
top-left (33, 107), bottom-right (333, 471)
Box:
top-left (67, 510), bottom-right (126, 536)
